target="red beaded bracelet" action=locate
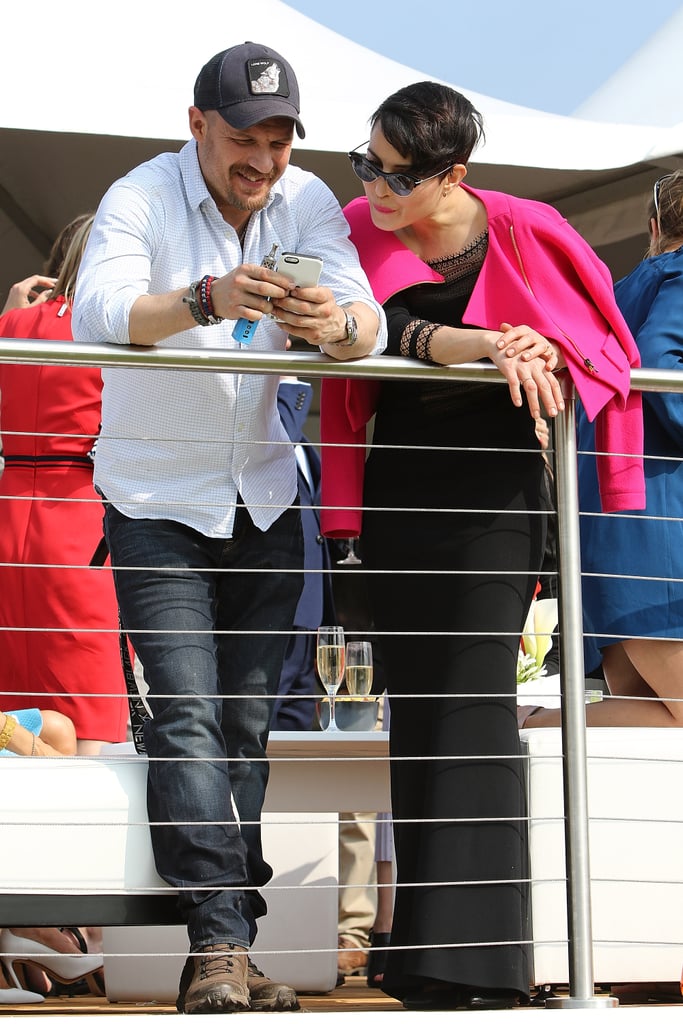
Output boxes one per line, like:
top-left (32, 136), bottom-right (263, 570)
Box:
top-left (198, 275), bottom-right (224, 325)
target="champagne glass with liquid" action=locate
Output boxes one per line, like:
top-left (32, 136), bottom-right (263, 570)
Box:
top-left (336, 538), bottom-right (362, 566)
top-left (345, 641), bottom-right (373, 697)
top-left (317, 625), bottom-right (346, 732)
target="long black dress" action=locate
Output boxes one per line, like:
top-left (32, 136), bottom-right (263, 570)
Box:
top-left (361, 233), bottom-right (546, 1001)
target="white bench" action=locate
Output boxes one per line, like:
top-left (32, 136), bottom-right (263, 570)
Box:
top-left (523, 726), bottom-right (683, 986)
top-left (0, 731), bottom-right (389, 999)
top-left (3, 727), bottom-right (682, 997)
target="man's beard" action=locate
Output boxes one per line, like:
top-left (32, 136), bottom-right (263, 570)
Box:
top-left (225, 171), bottom-right (274, 213)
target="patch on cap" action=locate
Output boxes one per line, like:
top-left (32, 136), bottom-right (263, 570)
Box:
top-left (247, 58), bottom-right (290, 98)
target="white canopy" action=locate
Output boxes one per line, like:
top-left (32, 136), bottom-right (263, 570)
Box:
top-left (574, 7), bottom-right (683, 127)
top-left (1, 0), bottom-right (682, 295)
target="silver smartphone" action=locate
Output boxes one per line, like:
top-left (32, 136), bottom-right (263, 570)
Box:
top-left (276, 252), bottom-right (323, 288)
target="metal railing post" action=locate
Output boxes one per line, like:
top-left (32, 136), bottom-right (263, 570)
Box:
top-left (545, 382), bottom-right (617, 1010)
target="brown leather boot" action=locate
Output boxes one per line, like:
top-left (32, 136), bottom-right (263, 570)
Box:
top-left (246, 959), bottom-right (300, 1011)
top-left (176, 943), bottom-right (250, 1014)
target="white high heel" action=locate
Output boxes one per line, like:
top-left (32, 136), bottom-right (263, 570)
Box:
top-left (0, 929), bottom-right (105, 995)
top-left (0, 960), bottom-right (45, 1004)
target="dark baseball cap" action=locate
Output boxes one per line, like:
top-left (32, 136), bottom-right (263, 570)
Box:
top-left (194, 42), bottom-right (305, 139)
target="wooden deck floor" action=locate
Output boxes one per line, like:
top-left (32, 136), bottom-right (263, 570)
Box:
top-left (1, 977), bottom-right (399, 1016)
top-left (2, 978), bottom-right (683, 1017)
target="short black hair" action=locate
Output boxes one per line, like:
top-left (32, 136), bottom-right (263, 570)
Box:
top-left (370, 81), bottom-right (484, 176)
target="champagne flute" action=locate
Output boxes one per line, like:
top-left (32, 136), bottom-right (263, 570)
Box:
top-left (336, 537), bottom-right (362, 566)
top-left (345, 641), bottom-right (373, 697)
top-left (317, 625), bottom-right (346, 732)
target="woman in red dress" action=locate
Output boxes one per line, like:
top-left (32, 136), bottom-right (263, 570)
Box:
top-left (0, 215), bottom-right (128, 752)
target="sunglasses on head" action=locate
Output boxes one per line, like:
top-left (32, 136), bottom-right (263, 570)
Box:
top-left (653, 173), bottom-right (675, 218)
top-left (348, 143), bottom-right (453, 197)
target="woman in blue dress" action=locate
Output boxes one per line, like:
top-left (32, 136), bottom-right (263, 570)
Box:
top-left (521, 170), bottom-right (683, 728)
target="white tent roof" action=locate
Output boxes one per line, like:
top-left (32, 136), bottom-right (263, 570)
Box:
top-left (574, 7), bottom-right (683, 126)
top-left (1, 0), bottom-right (683, 294)
top-left (0, 0), bottom-right (670, 166)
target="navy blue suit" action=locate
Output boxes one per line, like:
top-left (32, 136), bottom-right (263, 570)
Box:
top-left (273, 381), bottom-right (335, 730)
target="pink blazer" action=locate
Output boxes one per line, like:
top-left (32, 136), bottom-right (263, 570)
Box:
top-left (321, 188), bottom-right (645, 537)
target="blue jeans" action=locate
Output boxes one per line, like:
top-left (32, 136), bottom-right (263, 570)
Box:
top-left (104, 501), bottom-right (303, 951)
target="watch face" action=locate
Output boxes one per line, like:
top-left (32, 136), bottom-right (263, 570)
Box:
top-left (345, 311), bottom-right (358, 342)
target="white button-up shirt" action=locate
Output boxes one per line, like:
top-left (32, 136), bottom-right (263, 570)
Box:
top-left (72, 141), bottom-right (386, 536)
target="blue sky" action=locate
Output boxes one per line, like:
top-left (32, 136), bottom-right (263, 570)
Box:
top-left (284, 0), bottom-right (682, 115)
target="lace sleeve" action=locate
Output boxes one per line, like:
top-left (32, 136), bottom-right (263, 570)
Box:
top-left (399, 319), bottom-right (443, 363)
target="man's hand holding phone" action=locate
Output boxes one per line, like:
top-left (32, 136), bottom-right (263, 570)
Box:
top-left (216, 249), bottom-right (357, 352)
top-left (265, 252), bottom-right (322, 324)
top-left (268, 252), bottom-right (352, 349)
top-left (224, 251), bottom-right (322, 342)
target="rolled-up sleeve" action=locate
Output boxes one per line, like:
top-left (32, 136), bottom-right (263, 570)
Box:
top-left (72, 180), bottom-right (163, 346)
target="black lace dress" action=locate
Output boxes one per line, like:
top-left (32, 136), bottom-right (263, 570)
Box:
top-left (361, 232), bottom-right (546, 1001)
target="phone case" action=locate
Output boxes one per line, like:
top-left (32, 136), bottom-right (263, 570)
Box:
top-left (276, 252), bottom-right (323, 289)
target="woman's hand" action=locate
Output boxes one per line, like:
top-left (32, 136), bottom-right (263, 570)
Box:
top-left (1, 274), bottom-right (56, 316)
top-left (497, 322), bottom-right (562, 371)
top-left (490, 325), bottom-right (565, 419)
top-left (421, 322), bottom-right (565, 418)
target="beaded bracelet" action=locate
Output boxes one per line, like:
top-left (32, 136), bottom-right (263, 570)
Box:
top-left (183, 278), bottom-right (223, 327)
top-left (0, 712), bottom-right (17, 751)
top-left (206, 276), bottom-right (224, 324)
top-left (198, 275), bottom-right (224, 325)
top-left (198, 275), bottom-right (213, 318)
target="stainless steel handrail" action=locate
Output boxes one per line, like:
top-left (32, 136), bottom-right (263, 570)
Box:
top-left (3, 337), bottom-right (678, 389)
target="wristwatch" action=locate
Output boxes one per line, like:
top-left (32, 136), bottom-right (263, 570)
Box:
top-left (331, 308), bottom-right (358, 348)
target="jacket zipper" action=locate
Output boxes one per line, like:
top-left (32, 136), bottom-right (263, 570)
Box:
top-left (509, 225), bottom-right (598, 375)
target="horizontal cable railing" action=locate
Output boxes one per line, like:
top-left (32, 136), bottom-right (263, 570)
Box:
top-left (1, 338), bottom-right (682, 1008)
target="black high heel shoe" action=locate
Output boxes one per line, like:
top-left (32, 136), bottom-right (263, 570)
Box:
top-left (402, 983), bottom-right (463, 1010)
top-left (365, 931), bottom-right (391, 989)
top-left (461, 985), bottom-right (521, 1010)
top-left (402, 982), bottom-right (522, 1011)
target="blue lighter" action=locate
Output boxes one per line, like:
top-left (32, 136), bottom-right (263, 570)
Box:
top-left (232, 243), bottom-right (279, 344)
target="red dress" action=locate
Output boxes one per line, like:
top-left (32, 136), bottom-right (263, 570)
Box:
top-left (0, 298), bottom-right (128, 741)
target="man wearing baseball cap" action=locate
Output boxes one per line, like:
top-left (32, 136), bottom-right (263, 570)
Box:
top-left (73, 42), bottom-right (385, 1014)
